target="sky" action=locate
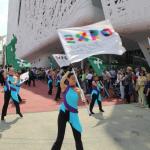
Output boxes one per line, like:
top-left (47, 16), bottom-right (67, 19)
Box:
top-left (0, 0), bottom-right (9, 36)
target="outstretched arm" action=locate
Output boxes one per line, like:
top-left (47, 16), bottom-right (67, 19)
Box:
top-left (60, 71), bottom-right (70, 93)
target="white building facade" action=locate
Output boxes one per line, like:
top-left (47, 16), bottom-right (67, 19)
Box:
top-left (7, 0), bottom-right (150, 67)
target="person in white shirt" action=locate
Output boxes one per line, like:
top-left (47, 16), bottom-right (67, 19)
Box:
top-left (86, 72), bottom-right (93, 94)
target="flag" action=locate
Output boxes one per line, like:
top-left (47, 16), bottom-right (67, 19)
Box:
top-left (16, 58), bottom-right (31, 68)
top-left (53, 54), bottom-right (70, 67)
top-left (5, 35), bottom-right (31, 70)
top-left (20, 72), bottom-right (29, 84)
top-left (88, 56), bottom-right (105, 76)
top-left (5, 35), bottom-right (17, 67)
top-left (58, 20), bottom-right (126, 63)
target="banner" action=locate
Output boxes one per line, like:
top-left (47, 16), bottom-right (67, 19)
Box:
top-left (20, 72), bottom-right (29, 84)
top-left (88, 57), bottom-right (105, 76)
top-left (58, 20), bottom-right (126, 63)
top-left (52, 54), bottom-right (70, 67)
top-left (6, 35), bottom-right (31, 70)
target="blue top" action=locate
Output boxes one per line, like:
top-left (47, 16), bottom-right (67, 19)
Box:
top-left (10, 81), bottom-right (19, 102)
top-left (4, 75), bottom-right (14, 92)
top-left (48, 75), bottom-right (53, 88)
top-left (16, 79), bottom-right (21, 94)
top-left (4, 75), bottom-right (19, 103)
top-left (60, 86), bottom-right (82, 133)
top-left (56, 75), bottom-right (61, 87)
top-left (91, 82), bottom-right (102, 102)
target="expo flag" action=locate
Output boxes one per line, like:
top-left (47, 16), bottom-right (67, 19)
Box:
top-left (58, 20), bottom-right (126, 63)
top-left (52, 54), bottom-right (70, 67)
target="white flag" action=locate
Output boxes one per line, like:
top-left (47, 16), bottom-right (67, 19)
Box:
top-left (58, 20), bottom-right (126, 63)
top-left (20, 72), bottom-right (29, 84)
top-left (53, 54), bottom-right (70, 67)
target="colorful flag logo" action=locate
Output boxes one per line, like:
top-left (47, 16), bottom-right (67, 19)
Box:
top-left (101, 28), bottom-right (113, 36)
top-left (89, 30), bottom-right (99, 40)
top-left (64, 35), bottom-right (75, 44)
top-left (76, 32), bottom-right (89, 42)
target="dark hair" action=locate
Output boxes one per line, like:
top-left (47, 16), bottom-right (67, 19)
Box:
top-left (139, 70), bottom-right (146, 76)
top-left (67, 73), bottom-right (74, 78)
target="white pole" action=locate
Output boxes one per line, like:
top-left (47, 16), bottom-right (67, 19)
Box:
top-left (72, 68), bottom-right (90, 114)
top-left (100, 81), bottom-right (110, 97)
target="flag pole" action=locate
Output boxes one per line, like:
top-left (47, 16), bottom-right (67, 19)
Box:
top-left (100, 81), bottom-right (110, 97)
top-left (71, 66), bottom-right (90, 115)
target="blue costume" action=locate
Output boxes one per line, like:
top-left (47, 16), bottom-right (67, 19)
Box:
top-left (16, 79), bottom-right (21, 94)
top-left (90, 81), bottom-right (104, 114)
top-left (48, 75), bottom-right (53, 95)
top-left (52, 85), bottom-right (84, 150)
top-left (4, 75), bottom-right (19, 103)
top-left (48, 75), bottom-right (53, 88)
top-left (1, 75), bottom-right (22, 120)
top-left (91, 82), bottom-right (102, 102)
top-left (55, 75), bottom-right (61, 87)
top-left (60, 85), bottom-right (82, 133)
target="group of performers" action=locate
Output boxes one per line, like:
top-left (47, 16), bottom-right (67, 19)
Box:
top-left (1, 67), bottom-right (104, 150)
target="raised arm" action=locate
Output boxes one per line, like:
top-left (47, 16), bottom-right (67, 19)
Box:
top-left (60, 71), bottom-right (70, 93)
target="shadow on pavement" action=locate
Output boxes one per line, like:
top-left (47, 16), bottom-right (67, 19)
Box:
top-left (0, 117), bottom-right (20, 139)
top-left (101, 105), bottom-right (150, 150)
top-left (91, 113), bottom-right (106, 127)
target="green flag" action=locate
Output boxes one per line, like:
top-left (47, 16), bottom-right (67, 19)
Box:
top-left (88, 56), bottom-right (105, 76)
top-left (16, 58), bottom-right (31, 68)
top-left (5, 35), bottom-right (31, 70)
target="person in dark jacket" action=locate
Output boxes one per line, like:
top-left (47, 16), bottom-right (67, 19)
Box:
top-left (28, 69), bottom-right (36, 87)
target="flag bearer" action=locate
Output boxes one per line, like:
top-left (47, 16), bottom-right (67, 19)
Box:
top-left (89, 76), bottom-right (104, 116)
top-left (1, 68), bottom-right (23, 121)
top-left (51, 71), bottom-right (85, 150)
top-left (48, 70), bottom-right (53, 95)
top-left (55, 71), bottom-right (61, 101)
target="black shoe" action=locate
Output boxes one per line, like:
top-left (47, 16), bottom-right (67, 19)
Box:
top-left (100, 109), bottom-right (104, 112)
top-left (1, 116), bottom-right (5, 121)
top-left (18, 113), bottom-right (23, 118)
top-left (89, 112), bottom-right (95, 116)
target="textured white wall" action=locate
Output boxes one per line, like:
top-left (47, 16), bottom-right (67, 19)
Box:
top-left (7, 0), bottom-right (104, 60)
top-left (101, 0), bottom-right (150, 34)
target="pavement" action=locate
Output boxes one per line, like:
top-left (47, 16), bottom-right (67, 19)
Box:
top-left (0, 81), bottom-right (150, 150)
top-left (0, 104), bottom-right (150, 150)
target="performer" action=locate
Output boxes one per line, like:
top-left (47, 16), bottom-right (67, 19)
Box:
top-left (1, 68), bottom-right (23, 121)
top-left (51, 71), bottom-right (84, 150)
top-left (47, 70), bottom-right (53, 95)
top-left (55, 71), bottom-right (61, 101)
top-left (89, 76), bottom-right (104, 116)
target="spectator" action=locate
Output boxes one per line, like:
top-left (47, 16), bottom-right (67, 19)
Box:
top-left (136, 70), bottom-right (147, 107)
top-left (117, 70), bottom-right (125, 100)
top-left (144, 73), bottom-right (150, 109)
top-left (102, 70), bottom-right (111, 98)
top-left (123, 67), bottom-right (133, 103)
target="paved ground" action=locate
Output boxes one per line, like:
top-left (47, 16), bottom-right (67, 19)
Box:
top-left (0, 81), bottom-right (150, 150)
top-left (0, 104), bottom-right (150, 150)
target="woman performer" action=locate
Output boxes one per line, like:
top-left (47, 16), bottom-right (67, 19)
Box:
top-left (51, 71), bottom-right (84, 150)
top-left (48, 70), bottom-right (53, 95)
top-left (1, 68), bottom-right (23, 121)
top-left (89, 76), bottom-right (104, 116)
top-left (55, 71), bottom-right (61, 101)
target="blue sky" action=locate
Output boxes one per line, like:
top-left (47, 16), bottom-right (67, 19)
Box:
top-left (0, 0), bottom-right (9, 36)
